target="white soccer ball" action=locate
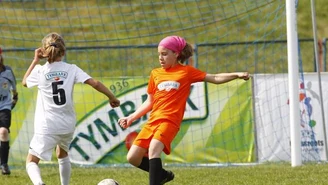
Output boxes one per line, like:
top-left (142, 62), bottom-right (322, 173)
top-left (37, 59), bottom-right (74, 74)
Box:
top-left (97, 178), bottom-right (120, 185)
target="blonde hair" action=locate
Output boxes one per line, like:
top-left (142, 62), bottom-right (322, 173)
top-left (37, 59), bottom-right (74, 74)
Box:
top-left (41, 32), bottom-right (66, 63)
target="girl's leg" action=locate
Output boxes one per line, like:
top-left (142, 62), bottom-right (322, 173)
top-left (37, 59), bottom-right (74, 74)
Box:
top-left (138, 156), bottom-right (150, 171)
top-left (148, 139), bottom-right (174, 185)
top-left (26, 153), bottom-right (44, 185)
top-left (0, 127), bottom-right (10, 175)
top-left (56, 145), bottom-right (71, 185)
top-left (127, 145), bottom-right (148, 169)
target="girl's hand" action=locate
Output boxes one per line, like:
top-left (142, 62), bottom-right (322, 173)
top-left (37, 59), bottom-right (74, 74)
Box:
top-left (109, 98), bottom-right (120, 108)
top-left (118, 117), bottom-right (132, 129)
top-left (34, 48), bottom-right (46, 62)
top-left (238, 72), bottom-right (250, 80)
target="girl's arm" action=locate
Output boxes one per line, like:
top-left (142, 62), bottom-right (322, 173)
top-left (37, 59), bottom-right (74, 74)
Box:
top-left (22, 48), bottom-right (42, 87)
top-left (84, 78), bottom-right (120, 108)
top-left (204, 72), bottom-right (249, 84)
top-left (119, 93), bottom-right (154, 128)
top-left (128, 93), bottom-right (154, 121)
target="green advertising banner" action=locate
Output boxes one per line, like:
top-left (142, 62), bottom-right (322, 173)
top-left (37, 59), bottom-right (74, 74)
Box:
top-left (10, 77), bottom-right (254, 165)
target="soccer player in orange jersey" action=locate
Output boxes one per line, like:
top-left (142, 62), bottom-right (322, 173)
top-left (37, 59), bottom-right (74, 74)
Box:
top-left (118, 36), bottom-right (250, 185)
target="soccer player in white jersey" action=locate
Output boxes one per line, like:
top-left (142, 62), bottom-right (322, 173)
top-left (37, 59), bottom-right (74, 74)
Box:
top-left (0, 47), bottom-right (18, 175)
top-left (22, 32), bottom-right (120, 185)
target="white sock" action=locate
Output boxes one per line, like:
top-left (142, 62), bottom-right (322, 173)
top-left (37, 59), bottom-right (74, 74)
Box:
top-left (26, 162), bottom-right (44, 185)
top-left (58, 156), bottom-right (71, 185)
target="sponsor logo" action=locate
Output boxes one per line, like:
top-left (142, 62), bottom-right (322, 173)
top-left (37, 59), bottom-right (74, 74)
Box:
top-left (2, 82), bottom-right (8, 89)
top-left (69, 82), bottom-right (208, 164)
top-left (45, 71), bottom-right (68, 80)
top-left (158, 81), bottom-right (180, 91)
top-left (288, 81), bottom-right (325, 155)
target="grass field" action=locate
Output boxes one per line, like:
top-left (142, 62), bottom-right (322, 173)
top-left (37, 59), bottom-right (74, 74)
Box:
top-left (2, 163), bottom-right (328, 185)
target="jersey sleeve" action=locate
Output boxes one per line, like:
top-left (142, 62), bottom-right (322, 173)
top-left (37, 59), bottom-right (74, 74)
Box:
top-left (5, 66), bottom-right (17, 91)
top-left (147, 70), bottom-right (156, 94)
top-left (188, 65), bottom-right (207, 83)
top-left (26, 64), bottom-right (42, 88)
top-left (10, 69), bottom-right (17, 91)
top-left (73, 64), bottom-right (91, 83)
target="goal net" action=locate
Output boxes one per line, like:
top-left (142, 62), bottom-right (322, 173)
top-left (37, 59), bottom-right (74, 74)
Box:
top-left (1, 0), bottom-right (324, 166)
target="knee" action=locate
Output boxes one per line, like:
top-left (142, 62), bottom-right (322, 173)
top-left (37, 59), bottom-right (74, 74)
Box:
top-left (57, 152), bottom-right (68, 159)
top-left (0, 127), bottom-right (9, 140)
top-left (147, 148), bottom-right (162, 159)
top-left (56, 146), bottom-right (68, 158)
top-left (126, 153), bottom-right (136, 166)
top-left (127, 153), bottom-right (141, 167)
top-left (26, 154), bottom-right (40, 165)
top-left (0, 127), bottom-right (8, 135)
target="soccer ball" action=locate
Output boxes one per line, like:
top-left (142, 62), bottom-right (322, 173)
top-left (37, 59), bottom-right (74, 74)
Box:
top-left (97, 178), bottom-right (120, 185)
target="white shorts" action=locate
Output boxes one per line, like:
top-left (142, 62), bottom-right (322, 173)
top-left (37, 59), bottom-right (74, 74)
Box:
top-left (28, 133), bottom-right (74, 161)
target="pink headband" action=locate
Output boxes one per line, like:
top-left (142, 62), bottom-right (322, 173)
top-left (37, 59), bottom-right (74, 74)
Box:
top-left (158, 36), bottom-right (186, 54)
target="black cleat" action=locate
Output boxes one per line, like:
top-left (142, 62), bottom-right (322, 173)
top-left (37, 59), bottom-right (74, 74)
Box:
top-left (160, 170), bottom-right (174, 185)
top-left (1, 164), bottom-right (11, 175)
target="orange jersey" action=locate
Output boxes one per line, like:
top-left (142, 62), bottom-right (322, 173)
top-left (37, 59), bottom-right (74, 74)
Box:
top-left (147, 64), bottom-right (206, 127)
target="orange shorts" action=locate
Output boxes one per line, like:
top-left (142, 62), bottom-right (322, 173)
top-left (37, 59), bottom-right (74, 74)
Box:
top-left (133, 119), bottom-right (179, 155)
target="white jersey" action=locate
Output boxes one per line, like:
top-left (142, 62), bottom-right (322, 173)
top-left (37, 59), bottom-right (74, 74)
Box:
top-left (26, 61), bottom-right (91, 134)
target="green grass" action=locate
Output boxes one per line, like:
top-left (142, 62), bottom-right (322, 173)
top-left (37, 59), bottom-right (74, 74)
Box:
top-left (2, 163), bottom-right (328, 185)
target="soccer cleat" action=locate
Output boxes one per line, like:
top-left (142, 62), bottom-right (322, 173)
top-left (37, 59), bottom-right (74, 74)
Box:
top-left (1, 164), bottom-right (11, 175)
top-left (160, 170), bottom-right (175, 185)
